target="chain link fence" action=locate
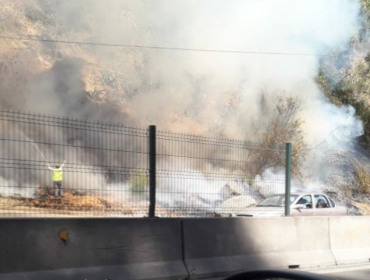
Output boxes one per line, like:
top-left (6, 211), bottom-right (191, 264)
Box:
top-left (0, 110), bottom-right (287, 217)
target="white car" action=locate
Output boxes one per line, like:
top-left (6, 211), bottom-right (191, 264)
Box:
top-left (236, 193), bottom-right (347, 217)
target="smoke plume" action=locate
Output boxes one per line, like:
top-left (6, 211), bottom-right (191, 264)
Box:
top-left (0, 0), bottom-right (366, 203)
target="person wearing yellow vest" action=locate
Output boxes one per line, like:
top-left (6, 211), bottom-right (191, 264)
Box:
top-left (47, 160), bottom-right (66, 198)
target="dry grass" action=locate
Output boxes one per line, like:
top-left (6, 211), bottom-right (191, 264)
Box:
top-left (353, 201), bottom-right (370, 215)
top-left (352, 162), bottom-right (370, 194)
top-left (0, 188), bottom-right (204, 217)
top-left (0, 194), bottom-right (192, 217)
top-left (254, 96), bottom-right (307, 178)
top-left (0, 187), bottom-right (143, 215)
top-left (28, 192), bottom-right (120, 212)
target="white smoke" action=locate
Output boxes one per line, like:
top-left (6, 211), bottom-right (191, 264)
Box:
top-left (0, 0), bottom-right (366, 202)
top-left (0, 176), bottom-right (34, 198)
top-left (254, 168), bottom-right (285, 197)
top-left (1, 0), bottom-right (362, 137)
top-left (91, 0), bottom-right (364, 152)
top-left (156, 170), bottom-right (229, 210)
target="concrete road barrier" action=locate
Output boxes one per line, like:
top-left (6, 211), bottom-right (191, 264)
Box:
top-left (182, 217), bottom-right (336, 279)
top-left (0, 218), bottom-right (188, 280)
top-left (3, 216), bottom-right (370, 280)
top-left (329, 216), bottom-right (370, 265)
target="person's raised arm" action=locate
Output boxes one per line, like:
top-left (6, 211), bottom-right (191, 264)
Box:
top-left (47, 162), bottom-right (53, 170)
top-left (61, 160), bottom-right (67, 168)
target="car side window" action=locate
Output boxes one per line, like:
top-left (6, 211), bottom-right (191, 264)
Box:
top-left (296, 195), bottom-right (312, 208)
top-left (314, 195), bottom-right (330, 208)
top-left (329, 197), bottom-right (336, 207)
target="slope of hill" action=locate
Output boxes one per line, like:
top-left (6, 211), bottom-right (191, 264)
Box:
top-left (1, 0), bottom-right (370, 215)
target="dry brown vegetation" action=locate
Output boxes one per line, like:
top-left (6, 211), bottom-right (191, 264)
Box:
top-left (352, 161), bottom-right (370, 194)
top-left (0, 185), bottom-right (143, 215)
top-left (353, 201), bottom-right (370, 215)
top-left (28, 192), bottom-right (130, 213)
top-left (253, 96), bottom-right (307, 177)
top-left (1, 0), bottom-right (370, 217)
top-left (0, 0), bottom-right (135, 106)
top-left (0, 185), bottom-right (189, 217)
top-left (327, 151), bottom-right (370, 198)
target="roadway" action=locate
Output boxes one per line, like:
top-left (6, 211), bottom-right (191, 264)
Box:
top-left (310, 263), bottom-right (370, 279)
top-left (204, 264), bottom-right (370, 279)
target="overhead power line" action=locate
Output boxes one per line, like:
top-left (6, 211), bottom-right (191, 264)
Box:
top-left (0, 34), bottom-right (334, 57)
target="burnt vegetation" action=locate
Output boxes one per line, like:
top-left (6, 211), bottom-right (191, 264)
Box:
top-left (1, 0), bottom-right (370, 215)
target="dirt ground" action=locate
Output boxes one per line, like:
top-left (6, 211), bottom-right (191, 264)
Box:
top-left (0, 193), bottom-right (148, 218)
top-left (0, 190), bottom-right (189, 218)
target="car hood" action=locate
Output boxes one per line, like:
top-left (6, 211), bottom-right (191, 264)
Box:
top-left (236, 206), bottom-right (285, 217)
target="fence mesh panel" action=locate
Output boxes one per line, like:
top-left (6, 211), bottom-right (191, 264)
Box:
top-left (0, 110), bottom-right (149, 217)
top-left (0, 110), bottom-right (286, 217)
top-left (156, 130), bottom-right (286, 217)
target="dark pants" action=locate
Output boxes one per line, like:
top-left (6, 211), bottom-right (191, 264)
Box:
top-left (53, 181), bottom-right (63, 197)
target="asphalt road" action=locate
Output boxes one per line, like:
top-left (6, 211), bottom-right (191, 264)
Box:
top-left (310, 264), bottom-right (370, 280)
top-left (204, 264), bottom-right (370, 280)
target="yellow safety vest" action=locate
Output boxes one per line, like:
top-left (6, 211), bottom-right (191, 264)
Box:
top-left (53, 170), bottom-right (63, 181)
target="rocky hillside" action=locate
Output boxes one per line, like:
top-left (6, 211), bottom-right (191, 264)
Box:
top-left (1, 0), bottom-right (370, 214)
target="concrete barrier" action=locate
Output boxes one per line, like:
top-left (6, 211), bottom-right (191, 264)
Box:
top-left (182, 217), bottom-right (336, 279)
top-left (329, 216), bottom-right (370, 265)
top-left (3, 216), bottom-right (370, 279)
top-left (0, 218), bottom-right (188, 280)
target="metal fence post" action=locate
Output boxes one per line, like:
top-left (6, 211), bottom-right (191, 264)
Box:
top-left (285, 143), bottom-right (292, 216)
top-left (149, 125), bottom-right (156, 218)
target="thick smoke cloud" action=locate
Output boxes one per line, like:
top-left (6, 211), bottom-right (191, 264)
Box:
top-left (1, 0), bottom-right (362, 136)
top-left (0, 0), bottom-right (365, 199)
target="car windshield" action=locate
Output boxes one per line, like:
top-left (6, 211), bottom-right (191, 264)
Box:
top-left (257, 194), bottom-right (299, 207)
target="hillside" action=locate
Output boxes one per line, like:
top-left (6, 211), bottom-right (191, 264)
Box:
top-left (0, 0), bottom-right (212, 134)
top-left (315, 0), bottom-right (370, 203)
top-left (0, 0), bottom-right (370, 215)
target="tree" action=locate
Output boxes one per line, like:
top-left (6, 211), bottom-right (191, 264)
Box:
top-left (253, 96), bottom-right (307, 177)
